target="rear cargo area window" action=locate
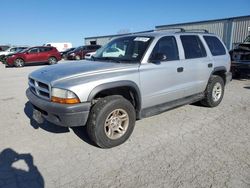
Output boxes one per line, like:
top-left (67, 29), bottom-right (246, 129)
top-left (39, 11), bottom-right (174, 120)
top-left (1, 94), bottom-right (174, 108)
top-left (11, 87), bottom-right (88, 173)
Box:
top-left (203, 36), bottom-right (226, 56)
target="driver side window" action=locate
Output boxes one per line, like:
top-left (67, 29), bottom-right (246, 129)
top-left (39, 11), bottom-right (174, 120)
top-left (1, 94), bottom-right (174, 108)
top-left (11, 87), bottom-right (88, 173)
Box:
top-left (151, 36), bottom-right (179, 61)
top-left (29, 48), bottom-right (39, 53)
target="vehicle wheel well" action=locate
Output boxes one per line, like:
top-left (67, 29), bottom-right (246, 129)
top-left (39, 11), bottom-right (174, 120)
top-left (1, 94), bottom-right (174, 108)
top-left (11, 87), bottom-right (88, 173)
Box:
top-left (212, 70), bottom-right (226, 84)
top-left (93, 86), bottom-right (140, 118)
top-left (49, 56), bottom-right (57, 60)
top-left (15, 58), bottom-right (25, 62)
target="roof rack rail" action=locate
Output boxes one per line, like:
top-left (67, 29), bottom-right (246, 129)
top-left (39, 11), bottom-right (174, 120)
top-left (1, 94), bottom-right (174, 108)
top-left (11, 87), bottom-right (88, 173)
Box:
top-left (181, 29), bottom-right (209, 33)
top-left (156, 27), bottom-right (185, 32)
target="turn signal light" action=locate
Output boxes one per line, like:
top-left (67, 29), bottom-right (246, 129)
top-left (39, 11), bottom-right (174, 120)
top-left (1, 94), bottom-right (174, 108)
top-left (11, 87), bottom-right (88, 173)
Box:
top-left (51, 96), bottom-right (80, 104)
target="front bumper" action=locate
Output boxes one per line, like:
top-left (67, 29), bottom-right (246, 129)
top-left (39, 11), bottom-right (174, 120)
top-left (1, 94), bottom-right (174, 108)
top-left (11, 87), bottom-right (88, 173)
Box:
top-left (26, 89), bottom-right (91, 127)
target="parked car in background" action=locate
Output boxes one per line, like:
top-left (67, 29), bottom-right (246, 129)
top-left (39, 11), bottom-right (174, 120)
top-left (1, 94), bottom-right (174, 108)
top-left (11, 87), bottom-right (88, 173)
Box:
top-left (102, 47), bottom-right (125, 57)
top-left (229, 35), bottom-right (250, 78)
top-left (0, 45), bottom-right (11, 52)
top-left (6, 46), bottom-right (61, 67)
top-left (0, 46), bottom-right (28, 56)
top-left (66, 45), bottom-right (101, 60)
top-left (44, 42), bottom-right (73, 52)
top-left (0, 46), bottom-right (28, 64)
top-left (60, 47), bottom-right (75, 59)
top-left (84, 51), bottom-right (96, 59)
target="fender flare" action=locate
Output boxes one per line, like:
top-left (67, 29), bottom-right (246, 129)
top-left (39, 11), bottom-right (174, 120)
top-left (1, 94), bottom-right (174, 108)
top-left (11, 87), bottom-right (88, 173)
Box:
top-left (87, 80), bottom-right (142, 111)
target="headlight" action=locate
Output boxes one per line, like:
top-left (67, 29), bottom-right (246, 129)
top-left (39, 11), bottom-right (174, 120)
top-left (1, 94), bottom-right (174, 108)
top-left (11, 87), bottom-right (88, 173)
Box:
top-left (51, 88), bottom-right (80, 104)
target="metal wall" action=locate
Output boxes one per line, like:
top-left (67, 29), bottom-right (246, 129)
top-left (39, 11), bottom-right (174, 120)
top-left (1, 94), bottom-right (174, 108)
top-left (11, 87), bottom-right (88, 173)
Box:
top-left (85, 37), bottom-right (113, 46)
top-left (156, 16), bottom-right (250, 50)
top-left (231, 18), bottom-right (250, 49)
top-left (84, 16), bottom-right (250, 50)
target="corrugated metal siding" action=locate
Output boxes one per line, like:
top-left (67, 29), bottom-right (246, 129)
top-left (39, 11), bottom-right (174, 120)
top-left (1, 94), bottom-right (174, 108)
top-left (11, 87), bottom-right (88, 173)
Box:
top-left (157, 22), bottom-right (225, 39)
top-left (231, 19), bottom-right (250, 48)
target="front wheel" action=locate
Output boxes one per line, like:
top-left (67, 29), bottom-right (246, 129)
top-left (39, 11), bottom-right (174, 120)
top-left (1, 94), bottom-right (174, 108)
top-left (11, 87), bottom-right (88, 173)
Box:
top-left (14, 58), bottom-right (24, 67)
top-left (48, 57), bottom-right (57, 65)
top-left (75, 55), bottom-right (81, 60)
top-left (87, 96), bottom-right (136, 148)
top-left (201, 75), bottom-right (225, 107)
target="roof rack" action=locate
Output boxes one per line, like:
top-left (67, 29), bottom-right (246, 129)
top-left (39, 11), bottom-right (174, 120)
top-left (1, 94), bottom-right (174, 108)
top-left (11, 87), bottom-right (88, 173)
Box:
top-left (179, 29), bottom-right (209, 33)
top-left (156, 27), bottom-right (185, 32)
top-left (156, 28), bottom-right (209, 33)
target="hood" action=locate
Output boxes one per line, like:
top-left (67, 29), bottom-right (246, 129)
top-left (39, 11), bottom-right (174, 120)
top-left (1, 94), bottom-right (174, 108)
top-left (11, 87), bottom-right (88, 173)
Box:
top-left (29, 60), bottom-right (139, 84)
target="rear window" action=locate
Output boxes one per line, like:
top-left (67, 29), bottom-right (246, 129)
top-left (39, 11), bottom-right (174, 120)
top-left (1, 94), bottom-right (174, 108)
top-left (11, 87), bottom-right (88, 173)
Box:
top-left (180, 35), bottom-right (207, 59)
top-left (203, 36), bottom-right (226, 56)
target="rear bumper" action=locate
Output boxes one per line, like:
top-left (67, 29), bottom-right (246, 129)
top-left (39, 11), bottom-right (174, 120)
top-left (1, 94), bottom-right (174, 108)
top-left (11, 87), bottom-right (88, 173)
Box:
top-left (26, 89), bottom-right (91, 127)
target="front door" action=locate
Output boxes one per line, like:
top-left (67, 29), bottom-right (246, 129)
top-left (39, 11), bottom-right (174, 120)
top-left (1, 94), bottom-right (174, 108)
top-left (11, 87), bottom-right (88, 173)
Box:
top-left (139, 36), bottom-right (186, 109)
top-left (26, 48), bottom-right (40, 63)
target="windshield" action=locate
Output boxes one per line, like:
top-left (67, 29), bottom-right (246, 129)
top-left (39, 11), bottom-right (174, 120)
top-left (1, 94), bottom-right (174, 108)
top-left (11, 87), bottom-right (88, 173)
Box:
top-left (243, 35), bottom-right (250, 43)
top-left (93, 36), bottom-right (153, 63)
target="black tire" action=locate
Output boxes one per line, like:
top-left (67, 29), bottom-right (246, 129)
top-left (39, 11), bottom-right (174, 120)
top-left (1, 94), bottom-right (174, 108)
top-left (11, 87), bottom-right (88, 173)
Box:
top-left (201, 75), bottom-right (225, 107)
top-left (48, 57), bottom-right (57, 65)
top-left (14, 58), bottom-right (24, 67)
top-left (87, 95), bottom-right (136, 148)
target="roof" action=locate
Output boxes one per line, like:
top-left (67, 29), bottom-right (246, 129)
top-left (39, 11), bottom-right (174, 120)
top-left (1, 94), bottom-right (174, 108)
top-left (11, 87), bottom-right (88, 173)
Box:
top-left (156, 15), bottom-right (250, 28)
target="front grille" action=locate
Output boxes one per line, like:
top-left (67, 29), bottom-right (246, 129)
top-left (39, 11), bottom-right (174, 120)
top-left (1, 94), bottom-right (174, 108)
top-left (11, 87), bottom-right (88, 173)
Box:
top-left (29, 78), bottom-right (50, 100)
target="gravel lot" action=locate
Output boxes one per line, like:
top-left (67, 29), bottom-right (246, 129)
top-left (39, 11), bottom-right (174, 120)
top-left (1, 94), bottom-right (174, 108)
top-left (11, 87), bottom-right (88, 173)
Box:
top-left (0, 62), bottom-right (249, 188)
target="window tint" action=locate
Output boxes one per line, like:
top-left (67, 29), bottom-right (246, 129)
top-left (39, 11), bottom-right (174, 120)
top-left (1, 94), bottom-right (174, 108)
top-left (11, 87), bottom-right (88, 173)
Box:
top-left (40, 47), bottom-right (52, 52)
top-left (29, 48), bottom-right (39, 53)
top-left (181, 35), bottom-right (207, 59)
top-left (151, 36), bottom-right (179, 61)
top-left (203, 36), bottom-right (226, 56)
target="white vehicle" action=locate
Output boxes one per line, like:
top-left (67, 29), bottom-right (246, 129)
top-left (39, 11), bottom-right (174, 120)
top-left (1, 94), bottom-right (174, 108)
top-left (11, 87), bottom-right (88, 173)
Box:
top-left (0, 46), bottom-right (28, 56)
top-left (103, 47), bottom-right (125, 57)
top-left (44, 42), bottom-right (72, 52)
top-left (84, 51), bottom-right (96, 59)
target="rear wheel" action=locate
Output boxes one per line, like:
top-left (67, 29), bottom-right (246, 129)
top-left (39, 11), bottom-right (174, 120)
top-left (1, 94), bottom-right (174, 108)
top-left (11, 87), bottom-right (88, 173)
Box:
top-left (48, 57), bottom-right (57, 65)
top-left (87, 95), bottom-right (136, 148)
top-left (201, 75), bottom-right (224, 107)
top-left (14, 58), bottom-right (24, 67)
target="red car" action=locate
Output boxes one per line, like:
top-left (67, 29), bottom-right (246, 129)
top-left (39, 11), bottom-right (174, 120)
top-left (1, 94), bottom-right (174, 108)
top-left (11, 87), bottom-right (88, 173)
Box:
top-left (66, 45), bottom-right (101, 60)
top-left (6, 46), bottom-right (62, 67)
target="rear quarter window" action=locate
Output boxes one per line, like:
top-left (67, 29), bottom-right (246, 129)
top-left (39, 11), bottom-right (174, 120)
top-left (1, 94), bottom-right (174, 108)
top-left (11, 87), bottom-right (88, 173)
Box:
top-left (203, 36), bottom-right (226, 56)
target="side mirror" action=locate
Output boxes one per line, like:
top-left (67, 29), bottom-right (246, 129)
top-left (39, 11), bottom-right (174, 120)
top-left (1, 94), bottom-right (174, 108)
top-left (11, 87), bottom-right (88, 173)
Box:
top-left (150, 53), bottom-right (167, 64)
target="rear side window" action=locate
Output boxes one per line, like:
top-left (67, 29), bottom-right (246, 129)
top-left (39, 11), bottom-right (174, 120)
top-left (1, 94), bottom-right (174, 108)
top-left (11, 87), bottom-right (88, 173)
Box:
top-left (203, 36), bottom-right (226, 56)
top-left (180, 35), bottom-right (207, 59)
top-left (40, 47), bottom-right (52, 52)
top-left (151, 36), bottom-right (179, 61)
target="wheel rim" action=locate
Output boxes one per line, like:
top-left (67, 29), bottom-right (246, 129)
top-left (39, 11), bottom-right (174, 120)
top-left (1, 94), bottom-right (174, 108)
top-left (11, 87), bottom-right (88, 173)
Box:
top-left (49, 57), bottom-right (56, 64)
top-left (212, 82), bottom-right (222, 102)
top-left (104, 109), bottom-right (129, 140)
top-left (15, 59), bottom-right (23, 67)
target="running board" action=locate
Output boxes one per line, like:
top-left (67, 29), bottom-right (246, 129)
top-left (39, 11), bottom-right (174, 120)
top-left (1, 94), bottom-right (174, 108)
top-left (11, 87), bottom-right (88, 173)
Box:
top-left (140, 93), bottom-right (204, 119)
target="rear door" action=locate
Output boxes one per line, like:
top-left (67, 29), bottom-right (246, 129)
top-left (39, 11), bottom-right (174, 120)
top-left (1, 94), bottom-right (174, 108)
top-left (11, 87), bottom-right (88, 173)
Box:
top-left (38, 47), bottom-right (51, 62)
top-left (179, 35), bottom-right (212, 96)
top-left (140, 36), bottom-right (186, 108)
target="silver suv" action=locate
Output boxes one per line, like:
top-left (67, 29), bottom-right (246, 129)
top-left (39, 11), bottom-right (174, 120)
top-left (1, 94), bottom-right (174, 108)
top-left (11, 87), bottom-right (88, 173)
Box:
top-left (26, 29), bottom-right (232, 148)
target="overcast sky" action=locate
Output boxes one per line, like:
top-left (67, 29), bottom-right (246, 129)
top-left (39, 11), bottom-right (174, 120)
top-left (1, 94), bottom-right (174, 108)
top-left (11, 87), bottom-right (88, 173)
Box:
top-left (1, 0), bottom-right (249, 46)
